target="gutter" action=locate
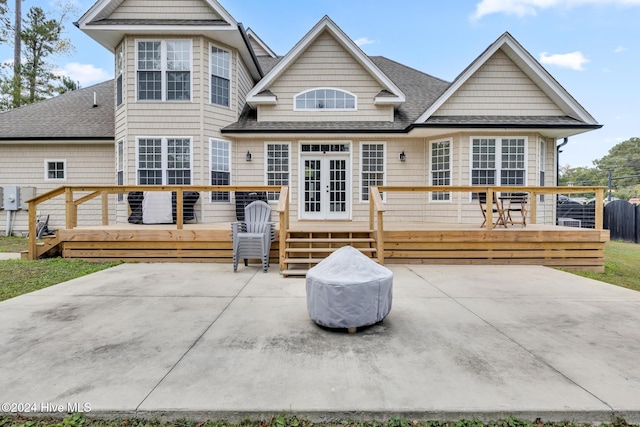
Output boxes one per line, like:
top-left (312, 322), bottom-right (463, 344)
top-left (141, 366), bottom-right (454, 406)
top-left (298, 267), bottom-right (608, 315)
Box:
top-left (222, 123), bottom-right (603, 135)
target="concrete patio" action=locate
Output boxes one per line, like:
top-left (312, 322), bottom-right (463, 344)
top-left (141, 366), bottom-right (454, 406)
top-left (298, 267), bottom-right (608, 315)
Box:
top-left (1, 263), bottom-right (639, 423)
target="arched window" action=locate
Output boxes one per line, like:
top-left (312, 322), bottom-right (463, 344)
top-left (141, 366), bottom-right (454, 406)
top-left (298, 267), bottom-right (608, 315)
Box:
top-left (294, 88), bottom-right (356, 111)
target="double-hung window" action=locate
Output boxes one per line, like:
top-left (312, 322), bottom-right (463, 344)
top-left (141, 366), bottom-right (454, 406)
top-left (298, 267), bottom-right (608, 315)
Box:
top-left (361, 143), bottom-right (385, 201)
top-left (137, 40), bottom-right (191, 101)
top-left (431, 140), bottom-right (451, 201)
top-left (116, 44), bottom-right (124, 106)
top-left (210, 139), bottom-right (231, 201)
top-left (210, 46), bottom-right (230, 107)
top-left (470, 137), bottom-right (526, 198)
top-left (266, 143), bottom-right (290, 201)
top-left (137, 137), bottom-right (192, 185)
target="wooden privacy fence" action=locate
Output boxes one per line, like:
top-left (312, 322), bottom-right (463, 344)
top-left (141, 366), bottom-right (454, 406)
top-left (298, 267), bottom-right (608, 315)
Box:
top-left (603, 200), bottom-right (640, 243)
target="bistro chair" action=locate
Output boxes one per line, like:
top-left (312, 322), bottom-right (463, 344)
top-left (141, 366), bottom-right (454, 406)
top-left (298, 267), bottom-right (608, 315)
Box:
top-left (503, 192), bottom-right (528, 227)
top-left (231, 200), bottom-right (275, 272)
top-left (478, 191), bottom-right (506, 228)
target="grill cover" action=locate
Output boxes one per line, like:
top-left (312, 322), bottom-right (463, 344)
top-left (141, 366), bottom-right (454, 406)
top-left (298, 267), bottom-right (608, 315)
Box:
top-left (306, 246), bottom-right (393, 329)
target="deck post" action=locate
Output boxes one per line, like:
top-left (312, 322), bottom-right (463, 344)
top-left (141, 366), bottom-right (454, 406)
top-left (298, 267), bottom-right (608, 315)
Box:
top-left (102, 192), bottom-right (109, 226)
top-left (28, 200), bottom-right (37, 260)
top-left (176, 189), bottom-right (183, 230)
top-left (486, 189), bottom-right (494, 230)
top-left (65, 187), bottom-right (75, 229)
top-left (595, 188), bottom-right (603, 230)
top-left (529, 191), bottom-right (537, 224)
top-left (377, 210), bottom-right (384, 265)
top-left (369, 188), bottom-right (374, 230)
top-left (277, 186), bottom-right (289, 272)
top-left (369, 187), bottom-right (386, 264)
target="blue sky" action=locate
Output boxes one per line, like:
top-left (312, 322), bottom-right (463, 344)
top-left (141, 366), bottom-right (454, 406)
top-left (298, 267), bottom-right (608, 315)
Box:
top-left (1, 0), bottom-right (639, 168)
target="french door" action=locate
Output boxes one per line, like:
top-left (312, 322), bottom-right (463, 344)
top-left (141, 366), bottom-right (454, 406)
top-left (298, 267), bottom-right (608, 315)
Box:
top-left (300, 150), bottom-right (350, 220)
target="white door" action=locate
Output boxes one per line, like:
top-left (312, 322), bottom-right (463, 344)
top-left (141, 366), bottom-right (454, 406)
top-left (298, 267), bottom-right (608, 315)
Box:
top-left (300, 152), bottom-right (350, 220)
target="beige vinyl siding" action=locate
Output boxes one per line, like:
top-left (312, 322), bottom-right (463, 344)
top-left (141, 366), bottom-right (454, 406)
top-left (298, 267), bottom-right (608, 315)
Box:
top-left (236, 57), bottom-right (253, 117)
top-left (434, 49), bottom-right (564, 116)
top-left (121, 37), bottom-right (239, 186)
top-left (249, 39), bottom-right (271, 57)
top-left (0, 143), bottom-right (114, 234)
top-left (537, 136), bottom-right (557, 224)
top-left (203, 41), bottom-right (238, 135)
top-left (199, 138), bottom-right (291, 223)
top-left (258, 31), bottom-right (392, 122)
top-left (110, 0), bottom-right (221, 20)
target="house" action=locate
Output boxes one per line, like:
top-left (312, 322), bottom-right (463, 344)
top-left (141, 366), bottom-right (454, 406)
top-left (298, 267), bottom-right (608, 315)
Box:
top-left (0, 81), bottom-right (115, 234)
top-left (0, 0), bottom-right (607, 271)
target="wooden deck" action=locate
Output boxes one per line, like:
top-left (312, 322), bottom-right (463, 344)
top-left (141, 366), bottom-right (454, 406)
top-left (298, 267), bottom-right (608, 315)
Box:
top-left (27, 184), bottom-right (609, 275)
top-left (37, 221), bottom-right (609, 274)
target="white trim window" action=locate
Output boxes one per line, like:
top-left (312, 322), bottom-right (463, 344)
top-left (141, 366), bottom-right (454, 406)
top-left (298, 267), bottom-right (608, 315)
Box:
top-left (210, 45), bottom-right (230, 107)
top-left (136, 137), bottom-right (192, 185)
top-left (44, 159), bottom-right (66, 182)
top-left (430, 139), bottom-right (451, 201)
top-left (116, 43), bottom-right (124, 107)
top-left (295, 88), bottom-right (356, 111)
top-left (361, 143), bottom-right (385, 201)
top-left (265, 142), bottom-right (290, 201)
top-left (470, 137), bottom-right (527, 198)
top-left (117, 139), bottom-right (125, 202)
top-left (136, 40), bottom-right (192, 101)
top-left (210, 139), bottom-right (231, 202)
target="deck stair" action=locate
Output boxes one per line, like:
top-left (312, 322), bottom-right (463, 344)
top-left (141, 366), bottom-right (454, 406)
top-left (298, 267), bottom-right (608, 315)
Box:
top-left (34, 234), bottom-right (62, 259)
top-left (281, 229), bottom-right (377, 277)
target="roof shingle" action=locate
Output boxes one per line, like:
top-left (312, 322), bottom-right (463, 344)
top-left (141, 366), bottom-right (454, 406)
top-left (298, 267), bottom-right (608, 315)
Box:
top-left (0, 80), bottom-right (114, 140)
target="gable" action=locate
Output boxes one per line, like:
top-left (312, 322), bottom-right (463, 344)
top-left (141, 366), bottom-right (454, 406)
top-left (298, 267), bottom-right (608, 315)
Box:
top-left (272, 31), bottom-right (381, 92)
top-left (247, 29), bottom-right (276, 58)
top-left (246, 16), bottom-right (404, 108)
top-left (258, 31), bottom-right (391, 122)
top-left (110, 0), bottom-right (222, 21)
top-left (433, 49), bottom-right (564, 116)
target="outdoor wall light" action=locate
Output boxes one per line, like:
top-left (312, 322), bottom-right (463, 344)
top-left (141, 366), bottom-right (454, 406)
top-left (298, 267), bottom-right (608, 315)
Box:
top-left (246, 151), bottom-right (252, 161)
top-left (399, 151), bottom-right (406, 162)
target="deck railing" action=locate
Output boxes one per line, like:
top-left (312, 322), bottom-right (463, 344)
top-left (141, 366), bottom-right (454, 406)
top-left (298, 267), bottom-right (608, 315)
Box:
top-left (27, 184), bottom-right (605, 266)
top-left (26, 185), bottom-right (287, 260)
top-left (368, 185), bottom-right (606, 265)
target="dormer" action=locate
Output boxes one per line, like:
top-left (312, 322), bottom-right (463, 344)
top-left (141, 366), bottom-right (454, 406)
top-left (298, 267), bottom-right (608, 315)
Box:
top-left (245, 16), bottom-right (405, 122)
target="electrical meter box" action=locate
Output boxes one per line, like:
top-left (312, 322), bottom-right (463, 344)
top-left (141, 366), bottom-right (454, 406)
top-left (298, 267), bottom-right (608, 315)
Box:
top-left (20, 187), bottom-right (36, 210)
top-left (3, 186), bottom-right (20, 211)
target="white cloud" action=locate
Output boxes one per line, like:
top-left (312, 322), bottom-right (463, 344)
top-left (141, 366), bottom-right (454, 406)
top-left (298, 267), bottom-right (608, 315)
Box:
top-left (354, 37), bottom-right (375, 47)
top-left (472, 0), bottom-right (640, 20)
top-left (614, 45), bottom-right (628, 53)
top-left (539, 51), bottom-right (589, 70)
top-left (56, 62), bottom-right (111, 87)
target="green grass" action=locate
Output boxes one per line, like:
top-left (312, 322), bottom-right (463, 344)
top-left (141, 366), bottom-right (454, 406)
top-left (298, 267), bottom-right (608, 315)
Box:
top-left (0, 258), bottom-right (120, 302)
top-left (0, 236), bottom-right (121, 301)
top-left (563, 240), bottom-right (640, 292)
top-left (0, 235), bottom-right (29, 253)
top-left (0, 415), bottom-right (636, 427)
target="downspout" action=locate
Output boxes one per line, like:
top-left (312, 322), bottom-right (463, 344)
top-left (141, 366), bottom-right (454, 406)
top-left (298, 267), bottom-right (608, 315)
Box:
top-left (556, 137), bottom-right (569, 187)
